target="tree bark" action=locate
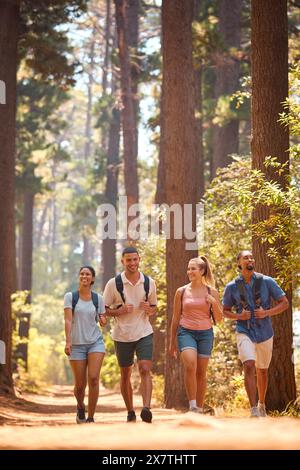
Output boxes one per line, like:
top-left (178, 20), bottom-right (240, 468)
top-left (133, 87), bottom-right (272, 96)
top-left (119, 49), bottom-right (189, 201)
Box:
top-left (0, 0), bottom-right (19, 393)
top-left (212, 0), bottom-right (241, 177)
top-left (251, 0), bottom-right (295, 410)
top-left (115, 0), bottom-right (139, 237)
top-left (162, 0), bottom-right (200, 408)
top-left (20, 190), bottom-right (34, 301)
top-left (102, 107), bottom-right (121, 289)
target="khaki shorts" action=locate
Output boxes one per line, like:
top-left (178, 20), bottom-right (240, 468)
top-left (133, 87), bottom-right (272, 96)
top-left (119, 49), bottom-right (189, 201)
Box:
top-left (236, 333), bottom-right (273, 369)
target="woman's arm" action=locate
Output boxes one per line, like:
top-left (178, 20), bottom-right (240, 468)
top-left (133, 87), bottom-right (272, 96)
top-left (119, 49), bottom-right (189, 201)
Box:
top-left (64, 308), bottom-right (72, 356)
top-left (207, 288), bottom-right (223, 323)
top-left (169, 288), bottom-right (183, 357)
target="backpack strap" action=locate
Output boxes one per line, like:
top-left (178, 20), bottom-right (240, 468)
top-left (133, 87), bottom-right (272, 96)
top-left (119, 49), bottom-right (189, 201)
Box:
top-left (180, 287), bottom-right (186, 315)
top-left (71, 290), bottom-right (79, 314)
top-left (72, 290), bottom-right (99, 320)
top-left (91, 291), bottom-right (99, 314)
top-left (143, 274), bottom-right (150, 302)
top-left (253, 273), bottom-right (263, 307)
top-left (115, 274), bottom-right (125, 304)
top-left (235, 277), bottom-right (248, 309)
top-left (207, 286), bottom-right (216, 325)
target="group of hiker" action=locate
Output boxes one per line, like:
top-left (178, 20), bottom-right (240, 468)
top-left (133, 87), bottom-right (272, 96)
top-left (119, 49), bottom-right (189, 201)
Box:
top-left (64, 247), bottom-right (289, 423)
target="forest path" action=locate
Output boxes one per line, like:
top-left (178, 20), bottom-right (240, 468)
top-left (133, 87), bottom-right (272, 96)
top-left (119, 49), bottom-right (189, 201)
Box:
top-left (0, 385), bottom-right (300, 449)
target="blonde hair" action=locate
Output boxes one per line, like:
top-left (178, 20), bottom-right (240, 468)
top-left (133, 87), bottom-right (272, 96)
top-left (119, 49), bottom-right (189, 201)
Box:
top-left (189, 255), bottom-right (215, 288)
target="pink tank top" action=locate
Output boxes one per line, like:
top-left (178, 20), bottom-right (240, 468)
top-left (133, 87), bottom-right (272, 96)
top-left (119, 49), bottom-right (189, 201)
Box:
top-left (179, 288), bottom-right (212, 331)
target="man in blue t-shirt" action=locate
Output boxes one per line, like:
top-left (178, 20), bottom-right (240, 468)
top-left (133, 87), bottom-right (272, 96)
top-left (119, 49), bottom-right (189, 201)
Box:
top-left (223, 250), bottom-right (289, 417)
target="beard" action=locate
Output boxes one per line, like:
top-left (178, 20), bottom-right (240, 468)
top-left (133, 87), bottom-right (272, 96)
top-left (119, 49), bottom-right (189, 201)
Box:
top-left (246, 265), bottom-right (254, 271)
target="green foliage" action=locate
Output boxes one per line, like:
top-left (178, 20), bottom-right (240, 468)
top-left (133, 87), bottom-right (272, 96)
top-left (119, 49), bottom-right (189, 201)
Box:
top-left (100, 333), bottom-right (119, 389)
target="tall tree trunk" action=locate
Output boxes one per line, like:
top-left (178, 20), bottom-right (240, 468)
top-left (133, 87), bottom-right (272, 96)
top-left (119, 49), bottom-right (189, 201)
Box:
top-left (251, 0), bottom-right (295, 410)
top-left (162, 0), bottom-right (200, 409)
top-left (0, 0), bottom-right (19, 393)
top-left (194, 0), bottom-right (204, 198)
top-left (20, 190), bottom-right (34, 300)
top-left (102, 107), bottom-right (121, 288)
top-left (84, 30), bottom-right (96, 162)
top-left (115, 0), bottom-right (139, 237)
top-left (212, 0), bottom-right (241, 177)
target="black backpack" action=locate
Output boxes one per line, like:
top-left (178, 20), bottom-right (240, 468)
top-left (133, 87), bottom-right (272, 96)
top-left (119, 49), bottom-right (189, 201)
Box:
top-left (115, 273), bottom-right (150, 304)
top-left (71, 291), bottom-right (99, 317)
top-left (180, 286), bottom-right (216, 325)
top-left (234, 273), bottom-right (263, 311)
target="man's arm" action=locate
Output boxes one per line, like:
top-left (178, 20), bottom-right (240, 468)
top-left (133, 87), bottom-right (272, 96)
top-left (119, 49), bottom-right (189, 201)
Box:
top-left (105, 304), bottom-right (133, 317)
top-left (255, 296), bottom-right (289, 319)
top-left (223, 306), bottom-right (251, 320)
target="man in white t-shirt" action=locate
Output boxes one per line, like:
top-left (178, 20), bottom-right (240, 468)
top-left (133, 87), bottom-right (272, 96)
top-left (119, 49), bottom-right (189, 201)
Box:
top-left (103, 247), bottom-right (157, 423)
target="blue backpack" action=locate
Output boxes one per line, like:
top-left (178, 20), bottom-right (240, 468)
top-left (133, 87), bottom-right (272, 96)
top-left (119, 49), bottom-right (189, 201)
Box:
top-left (115, 273), bottom-right (150, 304)
top-left (71, 291), bottom-right (99, 318)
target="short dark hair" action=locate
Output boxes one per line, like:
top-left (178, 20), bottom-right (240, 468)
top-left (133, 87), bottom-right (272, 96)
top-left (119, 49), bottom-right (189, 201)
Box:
top-left (236, 250), bottom-right (252, 262)
top-left (79, 266), bottom-right (96, 285)
top-left (122, 246), bottom-right (139, 257)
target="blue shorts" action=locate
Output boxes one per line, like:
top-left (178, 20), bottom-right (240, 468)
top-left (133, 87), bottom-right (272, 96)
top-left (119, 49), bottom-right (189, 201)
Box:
top-left (69, 337), bottom-right (105, 361)
top-left (177, 326), bottom-right (214, 358)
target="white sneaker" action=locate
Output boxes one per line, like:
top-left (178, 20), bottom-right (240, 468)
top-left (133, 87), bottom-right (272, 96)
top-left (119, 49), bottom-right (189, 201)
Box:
top-left (250, 406), bottom-right (260, 418)
top-left (258, 402), bottom-right (267, 417)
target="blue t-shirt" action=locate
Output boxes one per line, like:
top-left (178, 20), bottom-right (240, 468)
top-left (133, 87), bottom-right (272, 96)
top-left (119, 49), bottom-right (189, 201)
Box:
top-left (222, 272), bottom-right (285, 343)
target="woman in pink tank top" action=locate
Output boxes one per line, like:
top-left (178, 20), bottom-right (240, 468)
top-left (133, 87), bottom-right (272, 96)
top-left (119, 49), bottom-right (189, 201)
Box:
top-left (169, 256), bottom-right (222, 413)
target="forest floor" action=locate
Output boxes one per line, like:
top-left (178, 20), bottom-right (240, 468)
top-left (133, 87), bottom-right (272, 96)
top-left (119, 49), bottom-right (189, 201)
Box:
top-left (0, 385), bottom-right (300, 450)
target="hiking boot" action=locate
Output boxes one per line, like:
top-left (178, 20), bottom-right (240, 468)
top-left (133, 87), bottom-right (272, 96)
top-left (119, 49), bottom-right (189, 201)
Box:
top-left (258, 402), bottom-right (267, 417)
top-left (250, 406), bottom-right (260, 418)
top-left (86, 417), bottom-right (95, 423)
top-left (140, 406), bottom-right (152, 423)
top-left (127, 410), bottom-right (136, 423)
top-left (76, 406), bottom-right (86, 424)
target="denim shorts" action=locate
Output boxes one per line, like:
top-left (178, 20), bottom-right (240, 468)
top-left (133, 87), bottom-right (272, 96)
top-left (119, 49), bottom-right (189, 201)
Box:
top-left (114, 333), bottom-right (153, 368)
top-left (69, 336), bottom-right (105, 361)
top-left (177, 326), bottom-right (214, 358)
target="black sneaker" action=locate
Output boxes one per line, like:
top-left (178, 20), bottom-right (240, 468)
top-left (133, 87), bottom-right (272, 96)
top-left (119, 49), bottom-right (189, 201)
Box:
top-left (127, 410), bottom-right (136, 422)
top-left (76, 406), bottom-right (86, 424)
top-left (140, 407), bottom-right (152, 423)
top-left (86, 417), bottom-right (95, 423)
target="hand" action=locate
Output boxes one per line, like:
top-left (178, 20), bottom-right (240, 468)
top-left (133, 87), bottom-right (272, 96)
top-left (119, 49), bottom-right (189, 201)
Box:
top-left (254, 307), bottom-right (269, 319)
top-left (206, 294), bottom-right (216, 305)
top-left (119, 304), bottom-right (134, 315)
top-left (169, 342), bottom-right (178, 359)
top-left (239, 309), bottom-right (251, 320)
top-left (99, 314), bottom-right (107, 326)
top-left (64, 342), bottom-right (71, 356)
top-left (140, 301), bottom-right (153, 315)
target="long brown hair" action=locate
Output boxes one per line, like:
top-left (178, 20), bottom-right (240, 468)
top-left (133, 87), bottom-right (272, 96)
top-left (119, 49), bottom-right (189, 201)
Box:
top-left (189, 255), bottom-right (215, 288)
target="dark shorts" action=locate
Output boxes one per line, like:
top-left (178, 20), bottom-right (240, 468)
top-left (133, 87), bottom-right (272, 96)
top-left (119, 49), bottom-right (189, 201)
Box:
top-left (114, 333), bottom-right (153, 368)
top-left (177, 326), bottom-right (214, 358)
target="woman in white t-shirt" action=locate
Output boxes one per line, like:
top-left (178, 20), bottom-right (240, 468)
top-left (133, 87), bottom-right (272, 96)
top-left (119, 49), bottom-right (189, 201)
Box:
top-left (64, 266), bottom-right (106, 423)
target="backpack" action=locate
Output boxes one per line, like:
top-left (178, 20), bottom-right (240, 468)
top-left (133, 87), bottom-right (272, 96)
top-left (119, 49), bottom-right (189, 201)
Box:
top-left (180, 286), bottom-right (216, 325)
top-left (234, 273), bottom-right (263, 311)
top-left (115, 273), bottom-right (150, 304)
top-left (71, 291), bottom-right (99, 318)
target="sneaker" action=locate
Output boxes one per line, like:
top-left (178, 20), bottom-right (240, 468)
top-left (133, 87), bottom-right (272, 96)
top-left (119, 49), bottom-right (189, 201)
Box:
top-left (86, 417), bottom-right (95, 423)
top-left (258, 402), bottom-right (267, 417)
top-left (140, 406), bottom-right (152, 423)
top-left (202, 404), bottom-right (215, 416)
top-left (250, 406), bottom-right (260, 418)
top-left (76, 406), bottom-right (86, 424)
top-left (127, 410), bottom-right (136, 423)
top-left (189, 407), bottom-right (200, 413)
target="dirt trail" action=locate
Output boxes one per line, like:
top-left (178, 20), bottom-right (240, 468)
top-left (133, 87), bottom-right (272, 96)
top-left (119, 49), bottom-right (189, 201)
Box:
top-left (0, 385), bottom-right (300, 449)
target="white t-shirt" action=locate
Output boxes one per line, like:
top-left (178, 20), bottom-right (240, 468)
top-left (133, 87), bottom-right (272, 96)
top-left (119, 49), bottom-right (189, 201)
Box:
top-left (64, 292), bottom-right (105, 345)
top-left (103, 272), bottom-right (157, 342)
